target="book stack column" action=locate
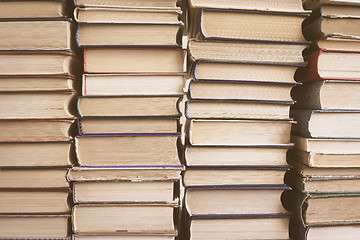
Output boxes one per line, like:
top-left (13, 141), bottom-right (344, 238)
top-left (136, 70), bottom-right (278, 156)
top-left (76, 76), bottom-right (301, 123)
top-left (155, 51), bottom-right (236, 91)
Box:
top-left (67, 0), bottom-right (186, 239)
top-left (0, 1), bottom-right (81, 239)
top-left (282, 0), bottom-right (360, 239)
top-left (181, 0), bottom-right (310, 239)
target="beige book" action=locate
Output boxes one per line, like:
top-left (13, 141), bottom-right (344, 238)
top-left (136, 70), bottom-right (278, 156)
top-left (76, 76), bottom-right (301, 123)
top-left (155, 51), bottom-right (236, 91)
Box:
top-left (0, 215), bottom-right (70, 239)
top-left (0, 20), bottom-right (76, 50)
top-left (84, 47), bottom-right (185, 73)
top-left (74, 0), bottom-right (181, 9)
top-left (303, 0), bottom-right (360, 10)
top-left (0, 141), bottom-right (74, 167)
top-left (73, 235), bottom-right (176, 240)
top-left (299, 224), bottom-right (360, 240)
top-left (0, 1), bottom-right (71, 18)
top-left (75, 7), bottom-right (182, 24)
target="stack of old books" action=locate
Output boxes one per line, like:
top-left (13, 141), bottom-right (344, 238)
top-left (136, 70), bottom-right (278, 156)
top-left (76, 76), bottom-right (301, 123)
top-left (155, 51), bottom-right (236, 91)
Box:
top-left (67, 0), bottom-right (186, 239)
top-left (283, 0), bottom-right (360, 239)
top-left (181, 0), bottom-right (310, 239)
top-left (0, 0), bottom-right (80, 239)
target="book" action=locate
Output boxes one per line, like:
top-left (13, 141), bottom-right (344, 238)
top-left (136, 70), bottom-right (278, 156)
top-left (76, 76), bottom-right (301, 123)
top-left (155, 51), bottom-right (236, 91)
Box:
top-left (0, 119), bottom-right (76, 142)
top-left (189, 0), bottom-right (307, 13)
top-left (67, 166), bottom-right (183, 182)
top-left (185, 100), bottom-right (291, 120)
top-left (305, 4), bottom-right (360, 22)
top-left (0, 0), bottom-right (72, 19)
top-left (303, 0), bottom-right (360, 10)
top-left (182, 167), bottom-right (289, 187)
top-left (282, 190), bottom-right (360, 226)
top-left (306, 37), bottom-right (360, 53)
top-left (72, 204), bottom-right (177, 234)
top-left (0, 214), bottom-right (70, 239)
top-left (0, 169), bottom-right (70, 189)
top-left (295, 50), bottom-right (360, 82)
top-left (285, 169), bottom-right (360, 193)
top-left (191, 9), bottom-right (307, 42)
top-left (287, 148), bottom-right (360, 167)
top-left (74, 7), bottom-right (182, 24)
top-left (186, 216), bottom-right (291, 240)
top-left (74, 0), bottom-right (181, 9)
top-left (185, 186), bottom-right (289, 216)
top-left (84, 47), bottom-right (185, 74)
top-left (184, 145), bottom-right (290, 167)
top-left (0, 190), bottom-right (71, 214)
top-left (0, 51), bottom-right (82, 76)
top-left (188, 80), bottom-right (294, 102)
top-left (0, 19), bottom-right (76, 51)
top-left (188, 39), bottom-right (307, 65)
top-left (75, 135), bottom-right (181, 167)
top-left (0, 141), bottom-right (74, 167)
top-left (0, 76), bottom-right (80, 92)
top-left (82, 74), bottom-right (185, 96)
top-left (291, 135), bottom-right (360, 153)
top-left (73, 181), bottom-right (179, 204)
top-left (0, 92), bottom-right (77, 119)
top-left (291, 109), bottom-right (360, 138)
top-left (79, 117), bottom-right (179, 135)
top-left (77, 23), bottom-right (182, 46)
top-left (77, 96), bottom-right (181, 117)
top-left (72, 235), bottom-right (176, 240)
top-left (187, 119), bottom-right (293, 146)
top-left (291, 80), bottom-right (360, 110)
top-left (302, 9), bottom-right (360, 41)
top-left (191, 61), bottom-right (298, 83)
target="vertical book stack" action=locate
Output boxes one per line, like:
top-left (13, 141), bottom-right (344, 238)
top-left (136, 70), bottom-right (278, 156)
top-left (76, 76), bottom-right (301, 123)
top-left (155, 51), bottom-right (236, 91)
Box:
top-left (181, 0), bottom-right (310, 239)
top-left (0, 0), bottom-right (80, 239)
top-left (68, 0), bottom-right (186, 239)
top-left (283, 0), bottom-right (360, 239)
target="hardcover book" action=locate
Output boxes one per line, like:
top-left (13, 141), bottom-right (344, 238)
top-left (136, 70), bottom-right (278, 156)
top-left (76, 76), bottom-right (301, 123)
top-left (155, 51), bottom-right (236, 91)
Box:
top-left (303, 0), bottom-right (360, 10)
top-left (74, 0), bottom-right (181, 9)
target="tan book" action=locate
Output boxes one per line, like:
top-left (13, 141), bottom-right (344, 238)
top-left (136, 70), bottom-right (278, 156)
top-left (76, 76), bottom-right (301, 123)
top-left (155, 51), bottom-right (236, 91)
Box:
top-left (303, 0), bottom-right (360, 10)
top-left (84, 47), bottom-right (185, 74)
top-left (0, 215), bottom-right (70, 239)
top-left (74, 0), bottom-right (181, 9)
top-left (0, 20), bottom-right (76, 51)
top-left (73, 235), bottom-right (176, 240)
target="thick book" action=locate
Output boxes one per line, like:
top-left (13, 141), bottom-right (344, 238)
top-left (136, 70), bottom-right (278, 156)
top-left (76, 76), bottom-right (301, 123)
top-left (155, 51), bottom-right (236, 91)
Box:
top-left (295, 50), bottom-right (360, 82)
top-left (0, 51), bottom-right (82, 77)
top-left (78, 117), bottom-right (179, 135)
top-left (303, 0), bottom-right (360, 10)
top-left (0, 119), bottom-right (76, 142)
top-left (0, 214), bottom-right (70, 239)
top-left (287, 147), bottom-right (360, 168)
top-left (72, 204), bottom-right (177, 234)
top-left (82, 74), bottom-right (185, 96)
top-left (84, 47), bottom-right (185, 74)
top-left (186, 215), bottom-right (290, 240)
top-left (291, 80), bottom-right (360, 110)
top-left (183, 167), bottom-right (289, 187)
top-left (0, 92), bottom-right (77, 119)
top-left (0, 190), bottom-right (71, 214)
top-left (191, 9), bottom-right (307, 42)
top-left (0, 141), bottom-right (74, 167)
top-left (191, 61), bottom-right (298, 83)
top-left (73, 180), bottom-right (179, 204)
top-left (291, 135), bottom-right (360, 153)
top-left (0, 168), bottom-right (70, 189)
top-left (188, 80), bottom-right (295, 102)
top-left (74, 0), bottom-right (181, 9)
top-left (187, 119), bottom-right (293, 146)
top-left (0, 19), bottom-right (76, 51)
top-left (77, 96), bottom-right (181, 117)
top-left (185, 186), bottom-right (290, 216)
top-left (0, 76), bottom-right (80, 92)
top-left (75, 134), bottom-right (181, 167)
top-left (184, 145), bottom-right (291, 167)
top-left (74, 7), bottom-right (182, 24)
top-left (0, 0), bottom-right (72, 19)
top-left (67, 166), bottom-right (183, 182)
top-left (185, 100), bottom-right (291, 120)
top-left (188, 39), bottom-right (307, 65)
top-left (291, 109), bottom-right (360, 138)
top-left (77, 23), bottom-right (182, 47)
top-left (285, 169), bottom-right (360, 193)
top-left (282, 190), bottom-right (360, 226)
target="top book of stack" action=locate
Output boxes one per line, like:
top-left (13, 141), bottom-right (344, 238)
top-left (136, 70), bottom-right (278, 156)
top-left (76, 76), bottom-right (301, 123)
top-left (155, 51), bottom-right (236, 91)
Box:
top-left (303, 0), bottom-right (360, 10)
